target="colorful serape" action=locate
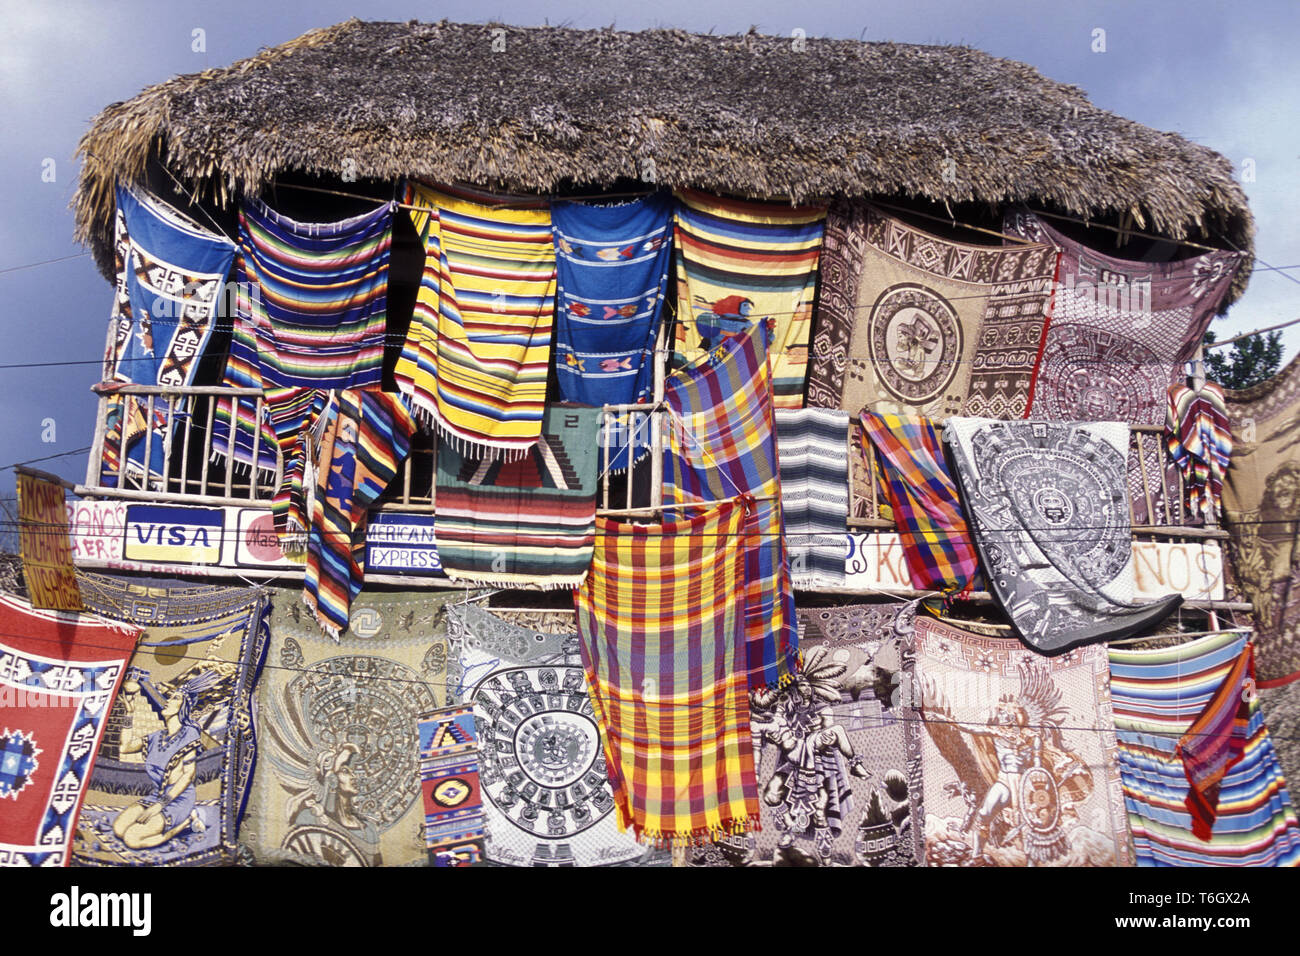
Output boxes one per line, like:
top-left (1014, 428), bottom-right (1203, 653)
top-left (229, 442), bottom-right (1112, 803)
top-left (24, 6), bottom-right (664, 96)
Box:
top-left (395, 182), bottom-right (557, 457)
top-left (1166, 381), bottom-right (1232, 521)
top-left (1005, 210), bottom-right (1242, 525)
top-left (303, 389), bottom-right (414, 640)
top-left (419, 704), bottom-right (486, 867)
top-left (70, 573), bottom-right (270, 866)
top-left (575, 498), bottom-right (761, 845)
top-left (774, 407), bottom-right (849, 587)
top-left (665, 322), bottom-right (799, 690)
top-left (435, 404), bottom-right (599, 588)
top-left (945, 418), bottom-right (1182, 654)
top-left (240, 589), bottom-right (459, 866)
top-left (1109, 631), bottom-right (1300, 866)
top-left (673, 188), bottom-right (826, 409)
top-left (1176, 642), bottom-right (1253, 840)
top-left (806, 201), bottom-right (1058, 419)
top-left (0, 591), bottom-right (139, 866)
top-left (265, 386), bottom-right (327, 548)
top-left (861, 412), bottom-right (980, 594)
top-left (1222, 354), bottom-right (1300, 685)
top-left (553, 192), bottom-right (672, 471)
top-left (915, 615), bottom-right (1133, 867)
top-left (447, 604), bottom-right (661, 866)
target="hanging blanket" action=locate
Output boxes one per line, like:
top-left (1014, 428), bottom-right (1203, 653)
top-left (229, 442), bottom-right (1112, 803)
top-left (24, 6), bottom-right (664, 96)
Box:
top-left (1166, 380), bottom-right (1232, 521)
top-left (395, 182), bottom-right (557, 457)
top-left (435, 404), bottom-right (599, 588)
top-left (576, 499), bottom-right (761, 845)
top-left (303, 389), bottom-right (414, 639)
top-left (447, 604), bottom-right (665, 866)
top-left (101, 184), bottom-right (236, 487)
top-left (265, 386), bottom-right (328, 548)
top-left (1259, 683), bottom-right (1300, 804)
top-left (1177, 641), bottom-right (1253, 840)
top-left (1005, 210), bottom-right (1242, 525)
top-left (419, 704), bottom-right (486, 866)
top-left (552, 192), bottom-right (672, 471)
top-left (0, 591), bottom-right (139, 866)
top-left (1109, 631), bottom-right (1300, 866)
top-left (665, 322), bottom-right (799, 689)
top-left (239, 588), bottom-right (460, 866)
top-left (914, 615), bottom-right (1133, 867)
top-left (806, 201), bottom-right (1058, 419)
top-left (69, 573), bottom-right (270, 866)
top-left (672, 188), bottom-right (826, 409)
top-left (1222, 353), bottom-right (1300, 685)
top-left (945, 418), bottom-right (1182, 654)
top-left (861, 412), bottom-right (980, 594)
top-left (774, 408), bottom-right (849, 587)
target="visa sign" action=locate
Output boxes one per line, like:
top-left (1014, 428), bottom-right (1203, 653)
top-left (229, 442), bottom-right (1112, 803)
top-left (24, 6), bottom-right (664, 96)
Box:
top-left (123, 505), bottom-right (223, 564)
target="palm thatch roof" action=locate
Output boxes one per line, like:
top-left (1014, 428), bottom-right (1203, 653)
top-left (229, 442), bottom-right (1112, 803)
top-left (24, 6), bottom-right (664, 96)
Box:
top-left (74, 18), bottom-right (1253, 305)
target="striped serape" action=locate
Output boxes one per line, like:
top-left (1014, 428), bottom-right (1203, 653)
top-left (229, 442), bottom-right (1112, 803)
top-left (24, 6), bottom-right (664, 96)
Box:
top-left (665, 321), bottom-right (799, 690)
top-left (265, 386), bottom-right (327, 548)
top-left (1109, 631), bottom-right (1300, 866)
top-left (575, 498), bottom-right (761, 845)
top-left (435, 404), bottom-right (599, 588)
top-left (774, 407), bottom-right (849, 587)
top-left (860, 411), bottom-right (980, 594)
top-left (672, 188), bottom-right (826, 409)
top-left (1177, 642), bottom-right (1253, 839)
top-left (1166, 381), bottom-right (1232, 521)
top-left (552, 192), bottom-right (672, 471)
top-left (303, 389), bottom-right (414, 639)
top-left (396, 182), bottom-right (557, 457)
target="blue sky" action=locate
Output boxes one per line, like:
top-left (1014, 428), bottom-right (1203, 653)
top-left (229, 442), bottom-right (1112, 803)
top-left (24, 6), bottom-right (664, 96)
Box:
top-left (1, 0), bottom-right (1297, 487)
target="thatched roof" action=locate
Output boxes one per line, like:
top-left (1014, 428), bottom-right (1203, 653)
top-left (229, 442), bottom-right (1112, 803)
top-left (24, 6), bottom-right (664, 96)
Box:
top-left (74, 18), bottom-right (1253, 305)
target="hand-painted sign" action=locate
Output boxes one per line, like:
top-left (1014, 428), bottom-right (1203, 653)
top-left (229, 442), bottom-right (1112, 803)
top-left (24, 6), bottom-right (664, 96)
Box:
top-left (233, 508), bottom-right (303, 568)
top-left (16, 471), bottom-right (83, 610)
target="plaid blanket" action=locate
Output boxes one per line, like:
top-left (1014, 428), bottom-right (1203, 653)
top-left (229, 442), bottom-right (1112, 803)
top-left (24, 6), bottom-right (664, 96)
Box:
top-left (915, 615), bottom-right (1133, 867)
top-left (861, 412), bottom-right (980, 594)
top-left (945, 418), bottom-right (1181, 653)
top-left (0, 591), bottom-right (139, 866)
top-left (774, 408), bottom-right (849, 587)
top-left (576, 498), bottom-right (761, 845)
top-left (70, 573), bottom-right (270, 866)
top-left (665, 322), bottom-right (799, 690)
top-left (1109, 631), bottom-right (1300, 866)
top-left (552, 192), bottom-right (672, 471)
top-left (672, 188), bottom-right (826, 409)
top-left (1166, 381), bottom-right (1232, 521)
top-left (806, 201), bottom-right (1058, 419)
top-left (435, 404), bottom-right (599, 588)
top-left (396, 182), bottom-right (557, 457)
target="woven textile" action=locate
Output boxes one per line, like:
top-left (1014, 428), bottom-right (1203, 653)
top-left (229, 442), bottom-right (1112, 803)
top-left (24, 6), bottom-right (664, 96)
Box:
top-left (1222, 353), bottom-right (1300, 685)
top-left (240, 588), bottom-right (460, 866)
top-left (553, 193), bottom-right (672, 471)
top-left (665, 322), bottom-right (799, 689)
top-left (946, 418), bottom-right (1182, 654)
top-left (1109, 631), bottom-right (1300, 866)
top-left (1176, 642), bottom-right (1253, 840)
top-left (435, 404), bottom-right (599, 588)
top-left (915, 615), bottom-right (1133, 867)
top-left (861, 412), bottom-right (980, 594)
top-left (1166, 381), bottom-right (1232, 521)
top-left (303, 389), bottom-right (414, 639)
top-left (672, 188), bottom-right (826, 409)
top-left (265, 386), bottom-right (327, 547)
top-left (806, 201), bottom-right (1058, 419)
top-left (395, 182), bottom-right (557, 457)
top-left (70, 574), bottom-right (270, 866)
top-left (0, 591), bottom-right (138, 866)
top-left (1258, 683), bottom-right (1300, 801)
top-left (576, 499), bottom-right (761, 845)
top-left (419, 704), bottom-right (486, 866)
top-left (775, 408), bottom-right (849, 587)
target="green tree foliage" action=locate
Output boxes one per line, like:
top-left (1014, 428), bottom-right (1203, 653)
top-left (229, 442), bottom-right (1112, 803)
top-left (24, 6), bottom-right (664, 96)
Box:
top-left (1203, 329), bottom-right (1284, 390)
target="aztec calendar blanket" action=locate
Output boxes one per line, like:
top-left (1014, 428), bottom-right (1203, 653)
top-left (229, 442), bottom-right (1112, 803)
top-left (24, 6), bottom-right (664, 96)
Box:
top-left (687, 602), bottom-right (925, 867)
top-left (447, 604), bottom-right (662, 866)
top-left (0, 591), bottom-right (139, 867)
top-left (240, 588), bottom-right (461, 867)
top-left (914, 615), bottom-right (1133, 867)
top-left (775, 407), bottom-right (849, 587)
top-left (69, 574), bottom-right (270, 866)
top-left (672, 188), bottom-right (826, 409)
top-left (1109, 631), bottom-right (1300, 866)
top-left (945, 418), bottom-right (1182, 654)
top-left (806, 201), bottom-right (1058, 420)
top-left (1223, 352), bottom-right (1300, 685)
top-left (1005, 210), bottom-right (1242, 525)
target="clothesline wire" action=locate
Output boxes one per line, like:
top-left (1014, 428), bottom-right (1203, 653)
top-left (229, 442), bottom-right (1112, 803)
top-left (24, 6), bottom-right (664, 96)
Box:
top-left (0, 447), bottom-right (92, 473)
